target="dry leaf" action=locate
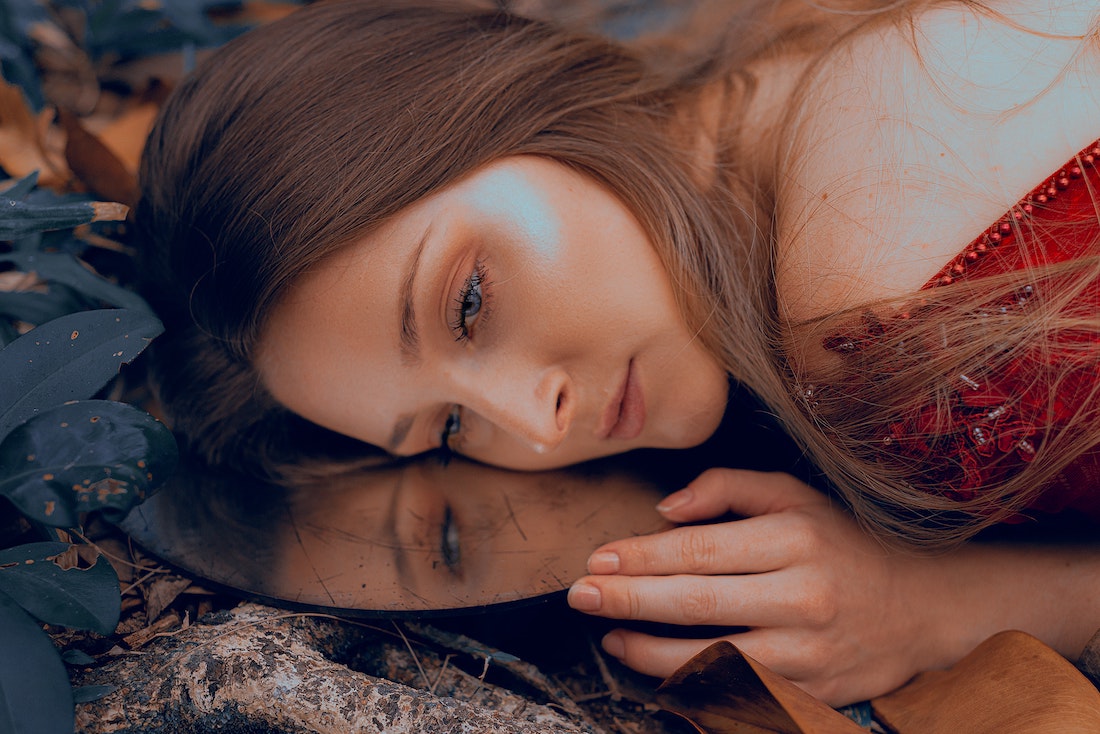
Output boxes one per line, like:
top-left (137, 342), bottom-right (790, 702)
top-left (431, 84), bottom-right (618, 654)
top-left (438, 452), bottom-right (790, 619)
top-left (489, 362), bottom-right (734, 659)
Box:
top-left (655, 641), bottom-right (865, 734)
top-left (95, 101), bottom-right (159, 174)
top-left (0, 78), bottom-right (68, 186)
top-left (143, 575), bottom-right (193, 622)
top-left (872, 631), bottom-right (1100, 734)
top-left (59, 108), bottom-right (139, 207)
top-left (122, 610), bottom-right (180, 649)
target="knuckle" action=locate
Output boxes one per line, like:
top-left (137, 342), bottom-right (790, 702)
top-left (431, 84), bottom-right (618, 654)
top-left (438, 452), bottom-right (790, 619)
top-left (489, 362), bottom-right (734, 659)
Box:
top-left (679, 581), bottom-right (722, 625)
top-left (782, 514), bottom-right (830, 559)
top-left (623, 585), bottom-right (646, 620)
top-left (793, 580), bottom-right (839, 627)
top-left (679, 528), bottom-right (721, 573)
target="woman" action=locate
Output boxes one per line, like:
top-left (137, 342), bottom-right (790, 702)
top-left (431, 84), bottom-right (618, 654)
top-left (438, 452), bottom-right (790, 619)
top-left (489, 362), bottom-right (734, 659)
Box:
top-left (135, 0), bottom-right (1100, 706)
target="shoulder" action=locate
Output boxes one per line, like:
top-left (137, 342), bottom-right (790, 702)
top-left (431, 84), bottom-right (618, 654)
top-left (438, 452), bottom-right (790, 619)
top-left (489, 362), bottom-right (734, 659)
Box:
top-left (773, 0), bottom-right (1100, 323)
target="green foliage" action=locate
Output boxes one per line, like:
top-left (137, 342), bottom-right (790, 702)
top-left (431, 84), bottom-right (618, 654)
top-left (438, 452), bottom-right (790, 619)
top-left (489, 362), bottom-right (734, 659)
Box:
top-left (0, 590), bottom-right (74, 734)
top-left (0, 400), bottom-right (177, 526)
top-left (0, 0), bottom-right (291, 727)
top-left (0, 309), bottom-right (164, 438)
top-left (0, 124), bottom-right (176, 734)
top-left (0, 543), bottom-right (119, 635)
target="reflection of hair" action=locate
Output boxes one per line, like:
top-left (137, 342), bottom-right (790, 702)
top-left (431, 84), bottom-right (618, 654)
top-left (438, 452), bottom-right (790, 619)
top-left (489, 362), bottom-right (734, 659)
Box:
top-left (137, 0), bottom-right (1100, 545)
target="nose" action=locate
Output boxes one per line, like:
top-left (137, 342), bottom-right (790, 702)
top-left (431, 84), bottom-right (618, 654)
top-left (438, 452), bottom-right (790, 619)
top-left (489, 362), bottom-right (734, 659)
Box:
top-left (452, 364), bottom-right (574, 453)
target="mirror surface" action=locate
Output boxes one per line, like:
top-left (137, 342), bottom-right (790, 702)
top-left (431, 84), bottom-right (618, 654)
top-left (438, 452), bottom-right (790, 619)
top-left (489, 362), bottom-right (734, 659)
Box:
top-left (119, 457), bottom-right (671, 614)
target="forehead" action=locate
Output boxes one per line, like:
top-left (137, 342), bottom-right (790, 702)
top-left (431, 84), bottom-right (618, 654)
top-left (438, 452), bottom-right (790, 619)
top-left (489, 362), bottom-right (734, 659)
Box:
top-left (254, 200), bottom-right (423, 433)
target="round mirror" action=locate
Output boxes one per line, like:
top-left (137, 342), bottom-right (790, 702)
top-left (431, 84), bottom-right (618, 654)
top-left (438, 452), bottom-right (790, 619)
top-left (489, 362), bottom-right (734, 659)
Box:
top-left (119, 456), bottom-right (671, 614)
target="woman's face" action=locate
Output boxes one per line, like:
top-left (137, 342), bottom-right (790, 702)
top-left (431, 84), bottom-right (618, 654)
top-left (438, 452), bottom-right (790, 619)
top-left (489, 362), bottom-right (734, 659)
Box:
top-left (256, 156), bottom-right (728, 470)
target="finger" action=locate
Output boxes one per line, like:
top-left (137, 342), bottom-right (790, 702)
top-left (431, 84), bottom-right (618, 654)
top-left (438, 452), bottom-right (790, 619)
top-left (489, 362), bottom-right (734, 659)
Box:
top-left (600, 627), bottom-right (824, 685)
top-left (567, 571), bottom-right (818, 628)
top-left (599, 629), bottom-right (727, 680)
top-left (657, 469), bottom-right (830, 524)
top-left (587, 512), bottom-right (807, 576)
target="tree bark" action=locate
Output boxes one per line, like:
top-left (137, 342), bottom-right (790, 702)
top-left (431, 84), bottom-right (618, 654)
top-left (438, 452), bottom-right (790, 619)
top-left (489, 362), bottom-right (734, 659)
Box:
top-left (73, 603), bottom-right (602, 734)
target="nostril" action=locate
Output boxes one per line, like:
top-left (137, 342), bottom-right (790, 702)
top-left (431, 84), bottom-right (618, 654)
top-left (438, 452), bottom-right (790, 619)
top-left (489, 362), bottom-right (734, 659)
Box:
top-left (554, 381), bottom-right (572, 432)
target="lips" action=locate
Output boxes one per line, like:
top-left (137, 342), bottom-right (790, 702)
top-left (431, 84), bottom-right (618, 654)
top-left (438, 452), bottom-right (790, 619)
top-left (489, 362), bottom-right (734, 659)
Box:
top-left (599, 359), bottom-right (646, 440)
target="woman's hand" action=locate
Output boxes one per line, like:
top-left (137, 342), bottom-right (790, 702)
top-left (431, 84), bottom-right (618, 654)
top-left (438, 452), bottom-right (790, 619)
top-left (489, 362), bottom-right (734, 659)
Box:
top-left (566, 468), bottom-right (1100, 706)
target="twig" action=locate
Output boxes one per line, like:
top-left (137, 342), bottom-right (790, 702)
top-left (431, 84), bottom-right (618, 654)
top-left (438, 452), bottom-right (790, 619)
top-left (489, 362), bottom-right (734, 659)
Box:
top-left (405, 622), bottom-right (595, 726)
top-left (429, 653), bottom-right (454, 696)
top-left (589, 636), bottom-right (622, 703)
top-left (391, 620), bottom-right (431, 689)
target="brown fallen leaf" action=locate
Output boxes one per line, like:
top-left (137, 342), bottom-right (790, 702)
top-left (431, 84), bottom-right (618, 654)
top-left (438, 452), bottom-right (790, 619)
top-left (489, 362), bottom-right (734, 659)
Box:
top-left (122, 610), bottom-right (180, 649)
top-left (872, 630), bottom-right (1100, 734)
top-left (0, 78), bottom-right (68, 186)
top-left (58, 108), bottom-right (139, 208)
top-left (655, 641), bottom-right (864, 734)
top-left (95, 100), bottom-right (160, 174)
top-left (143, 574), bottom-right (194, 622)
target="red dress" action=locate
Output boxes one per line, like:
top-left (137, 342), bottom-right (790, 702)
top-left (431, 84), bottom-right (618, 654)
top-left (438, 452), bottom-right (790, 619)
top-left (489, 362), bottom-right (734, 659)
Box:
top-left (822, 141), bottom-right (1100, 524)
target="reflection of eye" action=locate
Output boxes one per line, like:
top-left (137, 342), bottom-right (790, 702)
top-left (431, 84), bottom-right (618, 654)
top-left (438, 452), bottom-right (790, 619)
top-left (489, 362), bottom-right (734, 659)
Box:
top-left (440, 504), bottom-right (461, 572)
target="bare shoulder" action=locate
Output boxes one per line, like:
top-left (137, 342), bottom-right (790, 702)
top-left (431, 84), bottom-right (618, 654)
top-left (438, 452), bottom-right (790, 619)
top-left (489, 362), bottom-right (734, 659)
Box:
top-left (774, 0), bottom-right (1100, 323)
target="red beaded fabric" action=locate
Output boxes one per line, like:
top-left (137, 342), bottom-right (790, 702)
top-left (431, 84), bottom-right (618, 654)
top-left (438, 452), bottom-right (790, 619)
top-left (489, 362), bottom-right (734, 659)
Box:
top-left (821, 141), bottom-right (1100, 523)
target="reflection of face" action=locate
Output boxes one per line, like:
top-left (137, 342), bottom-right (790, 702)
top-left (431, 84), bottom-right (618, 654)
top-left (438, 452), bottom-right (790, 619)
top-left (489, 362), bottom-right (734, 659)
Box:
top-left (121, 457), bottom-right (671, 611)
top-left (257, 155), bottom-right (728, 470)
top-left (275, 459), bottom-right (671, 609)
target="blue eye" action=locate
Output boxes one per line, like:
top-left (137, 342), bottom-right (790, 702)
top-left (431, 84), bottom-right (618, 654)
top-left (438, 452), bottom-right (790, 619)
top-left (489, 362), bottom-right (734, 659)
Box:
top-left (451, 260), bottom-right (490, 341)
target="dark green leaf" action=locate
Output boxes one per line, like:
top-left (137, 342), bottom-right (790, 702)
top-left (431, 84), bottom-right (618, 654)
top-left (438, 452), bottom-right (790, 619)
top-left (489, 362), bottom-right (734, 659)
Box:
top-left (0, 291), bottom-right (74, 325)
top-left (0, 401), bottom-right (177, 526)
top-left (0, 198), bottom-right (98, 239)
top-left (0, 252), bottom-right (151, 311)
top-left (0, 588), bottom-right (74, 734)
top-left (60, 649), bottom-right (96, 666)
top-left (72, 685), bottom-right (115, 704)
top-left (0, 309), bottom-right (163, 440)
top-left (0, 171), bottom-right (37, 200)
top-left (0, 542), bottom-right (119, 635)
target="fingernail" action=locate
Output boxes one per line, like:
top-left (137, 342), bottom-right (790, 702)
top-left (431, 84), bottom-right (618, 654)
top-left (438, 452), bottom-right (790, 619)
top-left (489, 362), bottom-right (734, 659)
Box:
top-left (567, 583), bottom-right (602, 612)
top-left (602, 632), bottom-right (625, 659)
top-left (587, 551), bottom-right (620, 574)
top-left (656, 488), bottom-right (693, 513)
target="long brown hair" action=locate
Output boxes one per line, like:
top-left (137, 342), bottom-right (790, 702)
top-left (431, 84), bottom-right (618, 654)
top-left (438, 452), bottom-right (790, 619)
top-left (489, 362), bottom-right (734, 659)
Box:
top-left (135, 0), bottom-right (782, 480)
top-left (136, 0), bottom-right (1100, 544)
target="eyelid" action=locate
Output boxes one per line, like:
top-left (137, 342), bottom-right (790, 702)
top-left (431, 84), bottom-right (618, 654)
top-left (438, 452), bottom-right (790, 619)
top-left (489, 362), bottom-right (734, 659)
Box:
top-left (449, 258), bottom-right (492, 342)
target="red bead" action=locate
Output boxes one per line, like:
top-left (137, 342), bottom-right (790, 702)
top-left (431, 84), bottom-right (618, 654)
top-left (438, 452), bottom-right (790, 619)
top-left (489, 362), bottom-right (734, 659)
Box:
top-left (940, 276), bottom-right (954, 286)
top-left (988, 232), bottom-right (1002, 244)
top-left (965, 251), bottom-right (979, 262)
top-left (1070, 166), bottom-right (1083, 178)
top-left (1057, 177), bottom-right (1070, 189)
top-left (1037, 194), bottom-right (1049, 204)
top-left (952, 263), bottom-right (965, 275)
top-left (974, 243), bottom-right (988, 255)
top-left (1085, 154), bottom-right (1096, 166)
top-left (1046, 186), bottom-right (1058, 197)
top-left (998, 222), bottom-right (1012, 235)
top-left (1013, 210), bottom-right (1024, 221)
top-left (1022, 203), bottom-right (1034, 214)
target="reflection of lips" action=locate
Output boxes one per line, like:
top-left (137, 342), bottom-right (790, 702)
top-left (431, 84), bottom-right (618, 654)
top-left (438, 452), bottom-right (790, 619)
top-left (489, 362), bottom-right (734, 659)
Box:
top-left (607, 359), bottom-right (646, 440)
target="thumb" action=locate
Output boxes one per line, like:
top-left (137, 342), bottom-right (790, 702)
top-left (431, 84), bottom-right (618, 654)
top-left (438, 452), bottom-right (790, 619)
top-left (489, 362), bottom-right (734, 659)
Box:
top-left (656, 469), bottom-right (827, 523)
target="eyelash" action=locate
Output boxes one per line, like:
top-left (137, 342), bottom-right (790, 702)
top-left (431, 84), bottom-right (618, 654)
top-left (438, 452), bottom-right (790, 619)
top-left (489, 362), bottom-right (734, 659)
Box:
top-left (438, 405), bottom-right (462, 464)
top-left (438, 260), bottom-right (492, 460)
top-left (449, 259), bottom-right (492, 342)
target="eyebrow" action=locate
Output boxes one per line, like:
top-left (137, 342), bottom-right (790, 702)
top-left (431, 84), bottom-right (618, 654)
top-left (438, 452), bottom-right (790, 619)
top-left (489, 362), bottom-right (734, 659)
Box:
top-left (398, 229), bottom-right (430, 366)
